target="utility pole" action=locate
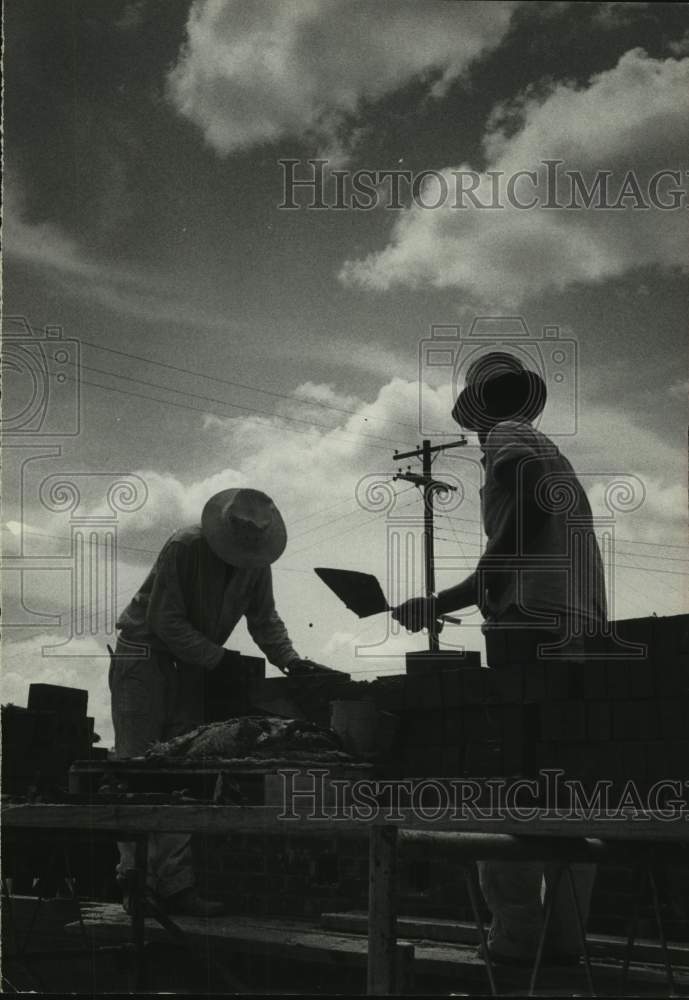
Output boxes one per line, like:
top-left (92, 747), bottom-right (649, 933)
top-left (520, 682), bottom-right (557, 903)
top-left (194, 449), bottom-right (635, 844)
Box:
top-left (393, 437), bottom-right (467, 652)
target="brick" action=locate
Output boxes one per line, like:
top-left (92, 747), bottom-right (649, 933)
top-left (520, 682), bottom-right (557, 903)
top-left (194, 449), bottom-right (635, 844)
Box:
top-left (663, 742), bottom-right (689, 781)
top-left (463, 740), bottom-right (503, 777)
top-left (613, 742), bottom-right (647, 787)
top-left (461, 705), bottom-right (501, 742)
top-left (644, 741), bottom-right (674, 785)
top-left (461, 668), bottom-right (496, 704)
top-left (628, 662), bottom-right (656, 698)
top-left (502, 704), bottom-right (539, 775)
top-left (655, 614), bottom-right (689, 656)
top-left (405, 672), bottom-right (443, 710)
top-left (405, 745), bottom-right (444, 777)
top-left (605, 661), bottom-right (632, 699)
top-left (658, 698), bottom-right (689, 737)
top-left (587, 702), bottom-right (611, 741)
top-left (441, 746), bottom-right (463, 777)
top-left (540, 700), bottom-right (586, 741)
top-left (28, 684), bottom-right (88, 719)
top-left (493, 667), bottom-right (524, 703)
top-left (523, 662), bottom-right (546, 701)
top-left (443, 708), bottom-right (463, 744)
top-left (406, 650), bottom-right (480, 675)
top-left (440, 669), bottom-right (464, 707)
top-left (580, 663), bottom-right (608, 700)
top-left (612, 700), bottom-right (659, 741)
top-left (405, 710), bottom-right (443, 746)
top-left (656, 655), bottom-right (689, 696)
top-left (544, 663), bottom-right (576, 700)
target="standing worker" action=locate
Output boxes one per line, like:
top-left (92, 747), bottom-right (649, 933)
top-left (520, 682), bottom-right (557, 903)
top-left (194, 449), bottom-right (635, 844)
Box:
top-left (111, 487), bottom-right (314, 917)
top-left (393, 352), bottom-right (606, 966)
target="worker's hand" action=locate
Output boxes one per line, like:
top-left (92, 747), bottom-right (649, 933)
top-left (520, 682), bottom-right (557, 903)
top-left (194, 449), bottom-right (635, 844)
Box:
top-left (283, 657), bottom-right (338, 677)
top-left (217, 649), bottom-right (243, 672)
top-left (392, 596), bottom-right (437, 633)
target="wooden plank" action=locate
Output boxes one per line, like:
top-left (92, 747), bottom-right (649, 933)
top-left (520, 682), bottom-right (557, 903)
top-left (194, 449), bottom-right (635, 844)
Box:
top-left (411, 941), bottom-right (689, 992)
top-left (367, 826), bottom-right (398, 994)
top-left (4, 803), bottom-right (689, 843)
top-left (321, 911), bottom-right (689, 968)
top-left (70, 758), bottom-right (372, 774)
top-left (67, 906), bottom-right (414, 969)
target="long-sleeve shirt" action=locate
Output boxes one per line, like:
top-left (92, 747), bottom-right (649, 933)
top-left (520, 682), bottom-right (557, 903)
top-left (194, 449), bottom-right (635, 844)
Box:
top-left (116, 526), bottom-right (299, 670)
top-left (477, 420), bottom-right (607, 626)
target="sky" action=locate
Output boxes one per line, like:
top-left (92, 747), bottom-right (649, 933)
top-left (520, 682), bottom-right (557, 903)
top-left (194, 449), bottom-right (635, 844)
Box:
top-left (3, 0), bottom-right (688, 746)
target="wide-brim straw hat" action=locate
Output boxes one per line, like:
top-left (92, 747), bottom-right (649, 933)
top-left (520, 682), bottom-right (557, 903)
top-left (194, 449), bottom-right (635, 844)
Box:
top-left (202, 488), bottom-right (287, 567)
top-left (451, 351), bottom-right (547, 431)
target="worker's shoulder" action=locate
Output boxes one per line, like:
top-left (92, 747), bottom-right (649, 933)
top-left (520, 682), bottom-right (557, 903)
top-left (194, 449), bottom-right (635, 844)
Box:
top-left (488, 420), bottom-right (555, 451)
top-left (164, 525), bottom-right (204, 549)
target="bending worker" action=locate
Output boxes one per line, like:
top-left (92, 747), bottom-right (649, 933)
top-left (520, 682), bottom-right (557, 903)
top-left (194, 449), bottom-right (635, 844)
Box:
top-left (394, 352), bottom-right (607, 967)
top-left (110, 487), bottom-right (313, 917)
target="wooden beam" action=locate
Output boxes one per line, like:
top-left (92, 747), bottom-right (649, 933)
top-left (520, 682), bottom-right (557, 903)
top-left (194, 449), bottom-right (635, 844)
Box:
top-left (3, 803), bottom-right (689, 843)
top-left (367, 826), bottom-right (399, 995)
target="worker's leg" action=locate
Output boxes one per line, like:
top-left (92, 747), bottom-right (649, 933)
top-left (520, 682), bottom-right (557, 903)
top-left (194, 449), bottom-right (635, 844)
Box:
top-left (544, 862), bottom-right (597, 957)
top-left (478, 860), bottom-right (545, 957)
top-left (109, 640), bottom-right (168, 889)
top-left (149, 661), bottom-right (206, 899)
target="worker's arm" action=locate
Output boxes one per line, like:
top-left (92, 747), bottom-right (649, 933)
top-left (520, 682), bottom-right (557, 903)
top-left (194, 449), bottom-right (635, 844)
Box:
top-left (246, 567), bottom-right (300, 672)
top-left (392, 572), bottom-right (478, 632)
top-left (146, 540), bottom-right (225, 670)
top-left (393, 432), bottom-right (550, 633)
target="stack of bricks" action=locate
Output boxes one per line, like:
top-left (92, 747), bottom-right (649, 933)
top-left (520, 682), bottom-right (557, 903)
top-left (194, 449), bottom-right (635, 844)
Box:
top-left (369, 615), bottom-right (689, 796)
top-left (1, 683), bottom-right (107, 796)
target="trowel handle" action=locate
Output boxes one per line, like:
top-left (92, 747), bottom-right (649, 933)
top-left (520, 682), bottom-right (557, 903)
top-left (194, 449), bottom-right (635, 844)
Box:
top-left (439, 614), bottom-right (463, 626)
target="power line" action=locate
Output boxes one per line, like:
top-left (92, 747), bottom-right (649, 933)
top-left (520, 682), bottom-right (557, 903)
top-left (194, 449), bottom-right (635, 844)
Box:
top-left (66, 360), bottom-right (411, 449)
top-left (288, 493), bottom-right (420, 557)
top-left (615, 562), bottom-right (689, 577)
top-left (290, 495), bottom-right (362, 526)
top-left (614, 537), bottom-right (689, 551)
top-left (78, 338), bottom-right (421, 432)
top-left (613, 549), bottom-right (689, 563)
top-left (50, 371), bottom-right (396, 454)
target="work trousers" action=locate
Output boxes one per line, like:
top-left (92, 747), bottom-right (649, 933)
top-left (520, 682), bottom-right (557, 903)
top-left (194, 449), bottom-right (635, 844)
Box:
top-left (109, 637), bottom-right (205, 898)
top-left (479, 608), bottom-right (597, 958)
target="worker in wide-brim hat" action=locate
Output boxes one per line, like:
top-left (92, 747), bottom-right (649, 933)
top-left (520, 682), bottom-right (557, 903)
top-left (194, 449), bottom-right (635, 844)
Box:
top-left (110, 488), bottom-right (318, 917)
top-left (394, 351), bottom-right (606, 967)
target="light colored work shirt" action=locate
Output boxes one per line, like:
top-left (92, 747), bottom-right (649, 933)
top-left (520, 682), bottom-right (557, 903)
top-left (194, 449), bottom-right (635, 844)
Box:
top-left (478, 420), bottom-right (607, 626)
top-left (117, 526), bottom-right (299, 670)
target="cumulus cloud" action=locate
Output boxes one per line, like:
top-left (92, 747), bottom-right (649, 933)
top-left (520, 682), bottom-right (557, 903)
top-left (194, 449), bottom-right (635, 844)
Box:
top-left (167, 0), bottom-right (517, 155)
top-left (341, 49), bottom-right (689, 305)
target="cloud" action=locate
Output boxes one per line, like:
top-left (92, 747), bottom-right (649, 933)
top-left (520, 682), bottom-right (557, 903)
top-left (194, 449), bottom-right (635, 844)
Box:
top-left (167, 0), bottom-right (517, 155)
top-left (341, 49), bottom-right (689, 305)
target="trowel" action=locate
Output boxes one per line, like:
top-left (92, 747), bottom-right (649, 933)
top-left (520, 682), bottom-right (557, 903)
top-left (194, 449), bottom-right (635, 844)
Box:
top-left (314, 567), bottom-right (462, 627)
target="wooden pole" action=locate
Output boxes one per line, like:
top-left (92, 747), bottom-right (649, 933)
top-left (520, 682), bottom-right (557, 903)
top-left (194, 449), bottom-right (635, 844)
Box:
top-left (367, 825), bottom-right (398, 994)
top-left (421, 439), bottom-right (439, 653)
top-left (132, 834), bottom-right (148, 992)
